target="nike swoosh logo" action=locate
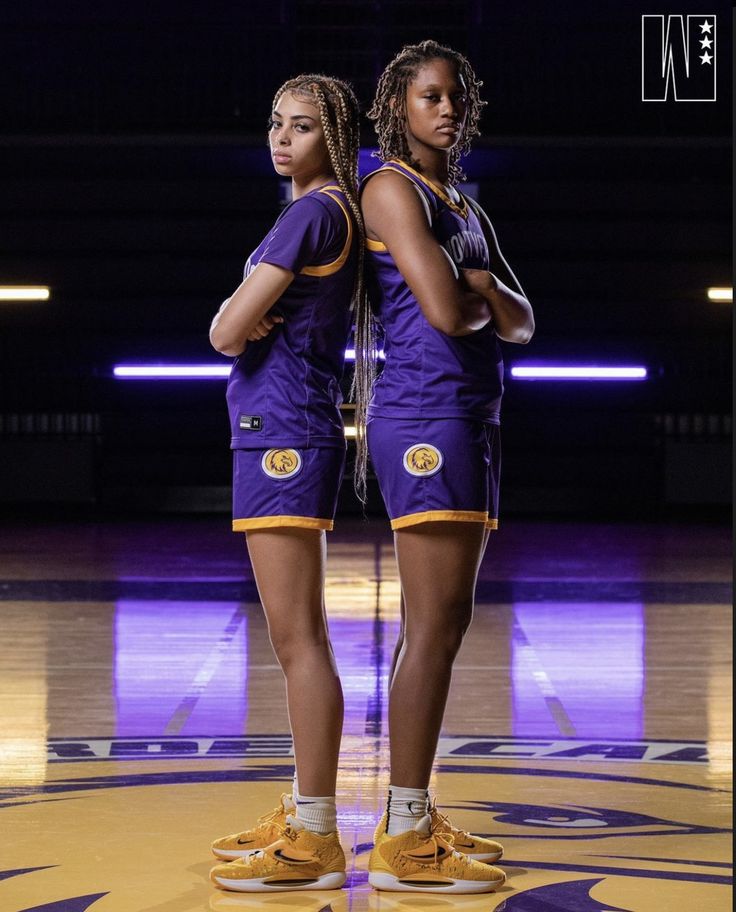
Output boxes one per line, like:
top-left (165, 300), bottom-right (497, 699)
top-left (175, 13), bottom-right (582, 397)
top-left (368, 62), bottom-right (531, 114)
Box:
top-left (236, 838), bottom-right (254, 845)
top-left (455, 840), bottom-right (476, 849)
top-left (404, 846), bottom-right (452, 863)
top-left (273, 848), bottom-right (313, 865)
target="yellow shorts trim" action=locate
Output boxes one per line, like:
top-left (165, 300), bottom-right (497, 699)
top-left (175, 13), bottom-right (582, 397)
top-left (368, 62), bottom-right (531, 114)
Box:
top-left (233, 516), bottom-right (333, 532)
top-left (486, 518), bottom-right (499, 530)
top-left (391, 510), bottom-right (489, 531)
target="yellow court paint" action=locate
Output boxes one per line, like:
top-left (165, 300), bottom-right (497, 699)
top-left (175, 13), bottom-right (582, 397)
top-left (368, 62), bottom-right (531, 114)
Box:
top-left (0, 517), bottom-right (731, 910)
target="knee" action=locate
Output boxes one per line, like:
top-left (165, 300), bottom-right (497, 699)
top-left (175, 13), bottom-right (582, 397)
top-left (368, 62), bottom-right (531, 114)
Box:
top-left (411, 602), bottom-right (473, 664)
top-left (444, 614), bottom-right (472, 660)
top-left (268, 623), bottom-right (329, 672)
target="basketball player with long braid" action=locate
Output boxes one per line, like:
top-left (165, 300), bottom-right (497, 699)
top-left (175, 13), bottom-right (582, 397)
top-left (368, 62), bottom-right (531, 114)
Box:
top-left (208, 74), bottom-right (364, 893)
top-left (356, 40), bottom-right (535, 893)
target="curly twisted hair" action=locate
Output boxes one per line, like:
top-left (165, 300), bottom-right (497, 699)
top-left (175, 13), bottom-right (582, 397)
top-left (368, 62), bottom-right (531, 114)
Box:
top-left (272, 75), bottom-right (376, 502)
top-left (367, 39), bottom-right (486, 185)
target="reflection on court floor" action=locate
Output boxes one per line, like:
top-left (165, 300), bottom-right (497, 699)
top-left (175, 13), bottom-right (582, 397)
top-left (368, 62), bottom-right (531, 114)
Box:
top-left (0, 518), bottom-right (731, 911)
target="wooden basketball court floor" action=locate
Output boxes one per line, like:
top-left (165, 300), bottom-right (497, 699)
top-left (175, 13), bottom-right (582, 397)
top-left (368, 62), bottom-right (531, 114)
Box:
top-left (0, 515), bottom-right (731, 912)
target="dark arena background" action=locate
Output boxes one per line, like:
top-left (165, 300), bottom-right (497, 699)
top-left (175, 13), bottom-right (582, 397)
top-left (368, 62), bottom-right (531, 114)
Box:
top-left (0, 3), bottom-right (732, 912)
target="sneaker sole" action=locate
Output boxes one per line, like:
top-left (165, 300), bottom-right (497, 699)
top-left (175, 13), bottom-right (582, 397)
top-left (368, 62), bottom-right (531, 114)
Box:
top-left (368, 872), bottom-right (504, 894)
top-left (212, 871), bottom-right (346, 892)
top-left (466, 851), bottom-right (503, 863)
top-left (211, 847), bottom-right (262, 860)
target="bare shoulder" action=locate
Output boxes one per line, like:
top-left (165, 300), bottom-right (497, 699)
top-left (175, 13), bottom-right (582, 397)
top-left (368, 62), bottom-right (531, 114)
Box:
top-left (362, 169), bottom-right (427, 231)
top-left (364, 169), bottom-right (421, 202)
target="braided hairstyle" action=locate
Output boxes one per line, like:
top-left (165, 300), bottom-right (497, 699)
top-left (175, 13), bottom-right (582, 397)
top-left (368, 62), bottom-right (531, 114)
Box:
top-left (272, 74), bottom-right (375, 503)
top-left (367, 39), bottom-right (486, 185)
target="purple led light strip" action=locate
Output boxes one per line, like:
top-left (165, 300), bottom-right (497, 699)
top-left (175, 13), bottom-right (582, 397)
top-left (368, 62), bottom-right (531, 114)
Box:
top-left (511, 365), bottom-right (648, 380)
top-left (114, 365), bottom-right (231, 378)
top-left (113, 351), bottom-right (386, 378)
top-left (114, 362), bottom-right (648, 380)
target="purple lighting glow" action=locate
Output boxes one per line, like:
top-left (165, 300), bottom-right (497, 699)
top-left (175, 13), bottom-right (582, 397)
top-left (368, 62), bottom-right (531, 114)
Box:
top-left (114, 365), bottom-right (231, 379)
top-left (114, 600), bottom-right (247, 736)
top-left (115, 361), bottom-right (645, 380)
top-left (511, 365), bottom-right (648, 380)
top-left (113, 351), bottom-right (386, 378)
top-left (512, 601), bottom-right (645, 738)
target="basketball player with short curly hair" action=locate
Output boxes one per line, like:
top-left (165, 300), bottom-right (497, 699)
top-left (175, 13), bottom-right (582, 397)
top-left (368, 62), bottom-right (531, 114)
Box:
top-left (358, 40), bottom-right (535, 893)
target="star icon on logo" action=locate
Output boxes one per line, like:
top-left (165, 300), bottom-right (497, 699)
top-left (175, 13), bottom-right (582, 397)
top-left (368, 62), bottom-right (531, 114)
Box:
top-left (700, 36), bottom-right (713, 49)
top-left (700, 20), bottom-right (713, 33)
top-left (700, 51), bottom-right (713, 65)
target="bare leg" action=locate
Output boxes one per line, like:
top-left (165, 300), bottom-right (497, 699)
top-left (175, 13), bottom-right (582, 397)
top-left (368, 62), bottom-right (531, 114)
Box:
top-left (246, 528), bottom-right (343, 796)
top-left (388, 592), bottom-right (405, 688)
top-left (389, 528), bottom-right (490, 684)
top-left (389, 521), bottom-right (486, 788)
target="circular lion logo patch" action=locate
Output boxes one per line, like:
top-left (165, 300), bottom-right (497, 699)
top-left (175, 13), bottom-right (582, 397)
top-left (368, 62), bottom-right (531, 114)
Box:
top-left (261, 448), bottom-right (302, 479)
top-left (402, 443), bottom-right (443, 477)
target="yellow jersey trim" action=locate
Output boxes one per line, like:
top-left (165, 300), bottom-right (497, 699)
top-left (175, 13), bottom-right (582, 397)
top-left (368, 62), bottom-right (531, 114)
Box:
top-left (233, 516), bottom-right (333, 532)
top-left (365, 237), bottom-right (387, 252)
top-left (486, 518), bottom-right (499, 531)
top-left (300, 185), bottom-right (353, 277)
top-left (391, 510), bottom-right (489, 530)
top-left (386, 159), bottom-right (468, 219)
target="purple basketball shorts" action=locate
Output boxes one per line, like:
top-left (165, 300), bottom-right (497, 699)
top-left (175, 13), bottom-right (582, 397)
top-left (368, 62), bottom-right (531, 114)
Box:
top-left (232, 445), bottom-right (346, 532)
top-left (367, 416), bottom-right (500, 531)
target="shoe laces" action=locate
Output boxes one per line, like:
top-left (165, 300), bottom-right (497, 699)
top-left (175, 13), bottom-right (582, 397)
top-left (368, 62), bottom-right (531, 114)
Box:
top-left (430, 802), bottom-right (468, 844)
top-left (272, 818), bottom-right (301, 842)
top-left (410, 815), bottom-right (456, 867)
top-left (256, 794), bottom-right (291, 827)
top-left (427, 833), bottom-right (445, 865)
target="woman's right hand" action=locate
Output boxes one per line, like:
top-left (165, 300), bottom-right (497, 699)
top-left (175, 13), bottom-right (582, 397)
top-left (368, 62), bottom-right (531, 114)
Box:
top-left (461, 268), bottom-right (498, 299)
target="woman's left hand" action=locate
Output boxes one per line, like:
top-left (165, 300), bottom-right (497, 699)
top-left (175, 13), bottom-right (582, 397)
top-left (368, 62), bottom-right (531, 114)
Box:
top-left (246, 313), bottom-right (284, 341)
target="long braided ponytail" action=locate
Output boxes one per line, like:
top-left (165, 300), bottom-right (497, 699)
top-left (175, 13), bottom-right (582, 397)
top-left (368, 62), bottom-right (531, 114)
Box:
top-left (272, 74), bottom-right (375, 503)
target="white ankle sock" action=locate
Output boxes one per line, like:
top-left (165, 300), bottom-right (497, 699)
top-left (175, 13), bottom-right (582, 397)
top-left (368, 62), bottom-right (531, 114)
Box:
top-left (294, 788), bottom-right (337, 835)
top-left (386, 785), bottom-right (429, 836)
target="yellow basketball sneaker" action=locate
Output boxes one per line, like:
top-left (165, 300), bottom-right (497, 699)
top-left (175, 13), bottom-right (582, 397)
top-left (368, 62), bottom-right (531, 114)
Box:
top-left (210, 817), bottom-right (347, 892)
top-left (368, 814), bottom-right (505, 894)
top-left (211, 793), bottom-right (295, 860)
top-left (372, 801), bottom-right (503, 864)
top-left (429, 799), bottom-right (503, 863)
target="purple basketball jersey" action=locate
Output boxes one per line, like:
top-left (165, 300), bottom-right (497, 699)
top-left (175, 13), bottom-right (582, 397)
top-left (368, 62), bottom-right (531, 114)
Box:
top-left (226, 184), bottom-right (356, 449)
top-left (363, 159), bottom-right (504, 423)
